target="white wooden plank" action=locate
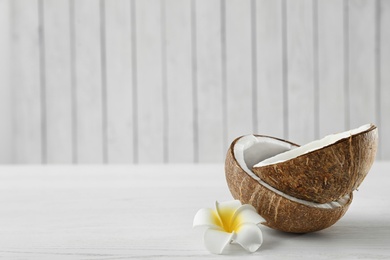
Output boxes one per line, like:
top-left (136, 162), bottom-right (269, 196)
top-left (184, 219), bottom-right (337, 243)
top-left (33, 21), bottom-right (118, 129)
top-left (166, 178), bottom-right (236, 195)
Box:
top-left (3, 0), bottom-right (388, 164)
top-left (380, 0), bottom-right (390, 160)
top-left (225, 0), bottom-right (253, 143)
top-left (135, 0), bottom-right (164, 163)
top-left (0, 0), bottom-right (12, 163)
top-left (256, 0), bottom-right (285, 138)
top-left (165, 0), bottom-right (194, 163)
top-left (348, 0), bottom-right (376, 128)
top-left (74, 0), bottom-right (104, 163)
top-left (317, 0), bottom-right (346, 136)
top-left (10, 0), bottom-right (43, 163)
top-left (195, 0), bottom-right (224, 162)
top-left (0, 163), bottom-right (390, 257)
top-left (286, 0), bottom-right (315, 144)
top-left (43, 0), bottom-right (73, 163)
top-left (104, 0), bottom-right (134, 163)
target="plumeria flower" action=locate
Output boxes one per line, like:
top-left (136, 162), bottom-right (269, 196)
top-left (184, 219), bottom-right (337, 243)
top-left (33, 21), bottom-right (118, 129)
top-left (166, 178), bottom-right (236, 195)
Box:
top-left (193, 200), bottom-right (264, 254)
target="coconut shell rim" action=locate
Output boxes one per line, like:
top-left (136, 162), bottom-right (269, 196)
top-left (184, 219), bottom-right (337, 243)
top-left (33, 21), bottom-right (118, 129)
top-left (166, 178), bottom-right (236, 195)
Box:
top-left (228, 135), bottom-right (351, 209)
top-left (225, 139), bottom-right (354, 233)
top-left (253, 124), bottom-right (377, 169)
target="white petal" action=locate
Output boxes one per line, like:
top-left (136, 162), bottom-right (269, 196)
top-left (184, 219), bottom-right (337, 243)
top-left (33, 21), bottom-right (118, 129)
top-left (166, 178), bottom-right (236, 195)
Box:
top-left (234, 223), bottom-right (263, 253)
top-left (231, 204), bottom-right (265, 229)
top-left (215, 200), bottom-right (242, 214)
top-left (215, 200), bottom-right (242, 229)
top-left (204, 228), bottom-right (235, 254)
top-left (193, 208), bottom-right (222, 230)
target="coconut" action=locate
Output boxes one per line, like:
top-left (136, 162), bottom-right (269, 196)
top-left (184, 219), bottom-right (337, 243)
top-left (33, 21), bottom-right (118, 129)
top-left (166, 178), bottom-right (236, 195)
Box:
top-left (252, 124), bottom-right (378, 203)
top-left (224, 124), bottom-right (377, 233)
top-left (225, 134), bottom-right (353, 233)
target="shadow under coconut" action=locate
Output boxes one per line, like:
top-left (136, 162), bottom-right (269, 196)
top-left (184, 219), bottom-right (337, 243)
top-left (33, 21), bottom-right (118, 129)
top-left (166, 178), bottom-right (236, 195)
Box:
top-left (325, 219), bottom-right (390, 246)
top-left (261, 218), bottom-right (390, 251)
top-left (221, 215), bottom-right (390, 255)
top-left (260, 226), bottom-right (305, 250)
top-left (216, 227), bottom-right (304, 255)
top-left (260, 225), bottom-right (349, 248)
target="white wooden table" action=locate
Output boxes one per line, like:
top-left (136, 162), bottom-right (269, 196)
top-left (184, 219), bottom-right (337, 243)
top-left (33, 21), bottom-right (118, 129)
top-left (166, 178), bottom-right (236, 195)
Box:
top-left (0, 163), bottom-right (389, 259)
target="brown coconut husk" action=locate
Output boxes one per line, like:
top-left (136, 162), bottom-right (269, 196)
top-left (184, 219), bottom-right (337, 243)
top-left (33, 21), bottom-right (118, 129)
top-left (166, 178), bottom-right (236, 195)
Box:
top-left (225, 137), bottom-right (353, 233)
top-left (252, 125), bottom-right (378, 204)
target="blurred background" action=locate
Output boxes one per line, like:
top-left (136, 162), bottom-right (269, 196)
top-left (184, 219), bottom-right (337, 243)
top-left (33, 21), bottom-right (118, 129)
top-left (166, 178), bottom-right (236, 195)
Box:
top-left (0, 0), bottom-right (388, 164)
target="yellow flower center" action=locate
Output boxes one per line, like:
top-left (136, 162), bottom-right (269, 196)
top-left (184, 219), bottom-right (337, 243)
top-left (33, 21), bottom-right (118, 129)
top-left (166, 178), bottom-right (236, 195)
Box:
top-left (214, 207), bottom-right (241, 233)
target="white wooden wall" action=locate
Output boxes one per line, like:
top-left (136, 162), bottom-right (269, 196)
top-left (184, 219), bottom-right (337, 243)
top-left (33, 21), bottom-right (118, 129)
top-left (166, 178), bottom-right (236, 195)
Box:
top-left (0, 0), bottom-right (389, 164)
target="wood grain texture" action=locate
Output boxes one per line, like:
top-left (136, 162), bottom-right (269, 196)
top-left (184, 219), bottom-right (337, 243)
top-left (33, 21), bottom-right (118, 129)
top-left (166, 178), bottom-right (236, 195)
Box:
top-left (317, 0), bottom-right (346, 137)
top-left (9, 0), bottom-right (43, 163)
top-left (73, 0), bottom-right (104, 163)
top-left (0, 163), bottom-right (389, 258)
top-left (256, 0), bottom-right (285, 139)
top-left (286, 0), bottom-right (316, 145)
top-left (348, 0), bottom-right (376, 129)
top-left (379, 0), bottom-right (390, 160)
top-left (195, 0), bottom-right (224, 162)
top-left (104, 0), bottom-right (134, 163)
top-left (43, 0), bottom-right (73, 163)
top-left (135, 0), bottom-right (164, 163)
top-left (1, 0), bottom-right (388, 164)
top-left (165, 0), bottom-right (194, 163)
top-left (0, 0), bottom-right (12, 163)
top-left (225, 0), bottom-right (253, 144)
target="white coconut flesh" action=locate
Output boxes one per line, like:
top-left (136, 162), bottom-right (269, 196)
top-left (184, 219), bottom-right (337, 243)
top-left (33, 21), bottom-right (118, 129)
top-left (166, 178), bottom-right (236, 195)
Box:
top-left (234, 135), bottom-right (350, 209)
top-left (254, 124), bottom-right (372, 167)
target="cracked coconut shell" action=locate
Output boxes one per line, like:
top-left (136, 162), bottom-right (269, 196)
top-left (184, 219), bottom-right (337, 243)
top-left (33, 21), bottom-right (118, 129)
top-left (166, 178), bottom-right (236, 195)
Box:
top-left (225, 134), bottom-right (358, 233)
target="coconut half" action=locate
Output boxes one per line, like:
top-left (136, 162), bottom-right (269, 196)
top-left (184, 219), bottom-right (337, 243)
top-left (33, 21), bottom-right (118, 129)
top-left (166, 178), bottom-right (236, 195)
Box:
top-left (225, 135), bottom-right (353, 233)
top-left (252, 124), bottom-right (378, 203)
top-left (225, 124), bottom-right (377, 233)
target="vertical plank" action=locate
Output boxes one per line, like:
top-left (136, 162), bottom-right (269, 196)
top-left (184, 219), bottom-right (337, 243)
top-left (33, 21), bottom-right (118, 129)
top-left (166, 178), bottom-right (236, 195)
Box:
top-left (10, 0), bottom-right (43, 163)
top-left (136, 0), bottom-right (164, 163)
top-left (225, 0), bottom-right (253, 143)
top-left (104, 0), bottom-right (134, 163)
top-left (195, 0), bottom-right (224, 162)
top-left (286, 0), bottom-right (315, 144)
top-left (256, 0), bottom-right (284, 138)
top-left (43, 0), bottom-right (73, 163)
top-left (380, 0), bottom-right (390, 160)
top-left (165, 0), bottom-right (194, 163)
top-left (74, 0), bottom-right (104, 163)
top-left (317, 0), bottom-right (346, 136)
top-left (0, 0), bottom-right (12, 163)
top-left (348, 0), bottom-right (376, 128)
